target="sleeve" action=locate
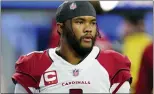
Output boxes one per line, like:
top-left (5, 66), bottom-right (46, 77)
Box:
top-left (12, 55), bottom-right (38, 94)
top-left (111, 54), bottom-right (132, 94)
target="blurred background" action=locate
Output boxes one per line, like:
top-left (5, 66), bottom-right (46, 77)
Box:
top-left (1, 1), bottom-right (153, 93)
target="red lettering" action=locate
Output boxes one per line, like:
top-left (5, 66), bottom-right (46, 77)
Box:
top-left (62, 83), bottom-right (65, 86)
top-left (65, 82), bottom-right (68, 85)
top-left (76, 81), bottom-right (79, 84)
top-left (69, 89), bottom-right (83, 94)
top-left (68, 82), bottom-right (71, 85)
top-left (62, 81), bottom-right (91, 86)
top-left (78, 81), bottom-right (81, 84)
top-left (72, 81), bottom-right (75, 84)
top-left (43, 71), bottom-right (58, 86)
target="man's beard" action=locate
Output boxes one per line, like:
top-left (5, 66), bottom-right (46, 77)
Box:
top-left (62, 21), bottom-right (97, 58)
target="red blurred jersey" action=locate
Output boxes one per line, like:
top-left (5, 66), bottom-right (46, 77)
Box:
top-left (135, 43), bottom-right (153, 94)
top-left (48, 19), bottom-right (60, 48)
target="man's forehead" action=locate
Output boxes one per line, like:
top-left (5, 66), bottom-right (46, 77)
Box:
top-left (72, 16), bottom-right (96, 20)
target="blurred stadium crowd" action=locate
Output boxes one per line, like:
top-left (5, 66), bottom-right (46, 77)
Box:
top-left (1, 1), bottom-right (153, 93)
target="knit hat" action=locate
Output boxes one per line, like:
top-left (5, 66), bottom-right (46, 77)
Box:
top-left (56, 1), bottom-right (96, 23)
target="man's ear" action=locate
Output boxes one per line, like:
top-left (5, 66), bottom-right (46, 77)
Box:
top-left (57, 22), bottom-right (63, 35)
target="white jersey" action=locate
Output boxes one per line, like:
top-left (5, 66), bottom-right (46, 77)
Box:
top-left (12, 46), bottom-right (132, 94)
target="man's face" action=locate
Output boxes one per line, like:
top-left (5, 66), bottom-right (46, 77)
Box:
top-left (71, 16), bottom-right (97, 49)
top-left (60, 16), bottom-right (97, 57)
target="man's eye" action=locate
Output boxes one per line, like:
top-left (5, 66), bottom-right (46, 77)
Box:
top-left (76, 21), bottom-right (83, 24)
top-left (92, 22), bottom-right (96, 25)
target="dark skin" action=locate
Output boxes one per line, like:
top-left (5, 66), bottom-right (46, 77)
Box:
top-left (56, 16), bottom-right (97, 65)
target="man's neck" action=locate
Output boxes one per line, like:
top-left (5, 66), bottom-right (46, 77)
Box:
top-left (56, 43), bottom-right (82, 65)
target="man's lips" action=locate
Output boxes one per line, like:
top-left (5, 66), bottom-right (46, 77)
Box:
top-left (82, 35), bottom-right (93, 42)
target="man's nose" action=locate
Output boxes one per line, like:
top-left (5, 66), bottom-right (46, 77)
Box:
top-left (84, 25), bottom-right (92, 33)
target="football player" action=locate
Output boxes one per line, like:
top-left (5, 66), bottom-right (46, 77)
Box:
top-left (12, 1), bottom-right (132, 94)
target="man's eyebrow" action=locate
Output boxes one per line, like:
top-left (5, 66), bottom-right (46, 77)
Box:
top-left (73, 18), bottom-right (96, 21)
top-left (73, 18), bottom-right (85, 21)
top-left (91, 19), bottom-right (96, 21)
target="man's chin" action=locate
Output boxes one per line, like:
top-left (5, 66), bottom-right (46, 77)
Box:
top-left (81, 46), bottom-right (93, 51)
top-left (80, 43), bottom-right (93, 49)
top-left (80, 44), bottom-right (93, 52)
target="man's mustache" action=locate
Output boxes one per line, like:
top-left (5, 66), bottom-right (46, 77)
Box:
top-left (80, 34), bottom-right (94, 41)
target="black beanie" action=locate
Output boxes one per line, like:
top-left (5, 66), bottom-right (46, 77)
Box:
top-left (56, 1), bottom-right (96, 23)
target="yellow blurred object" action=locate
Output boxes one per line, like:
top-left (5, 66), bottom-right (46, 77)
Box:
top-left (122, 32), bottom-right (151, 93)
